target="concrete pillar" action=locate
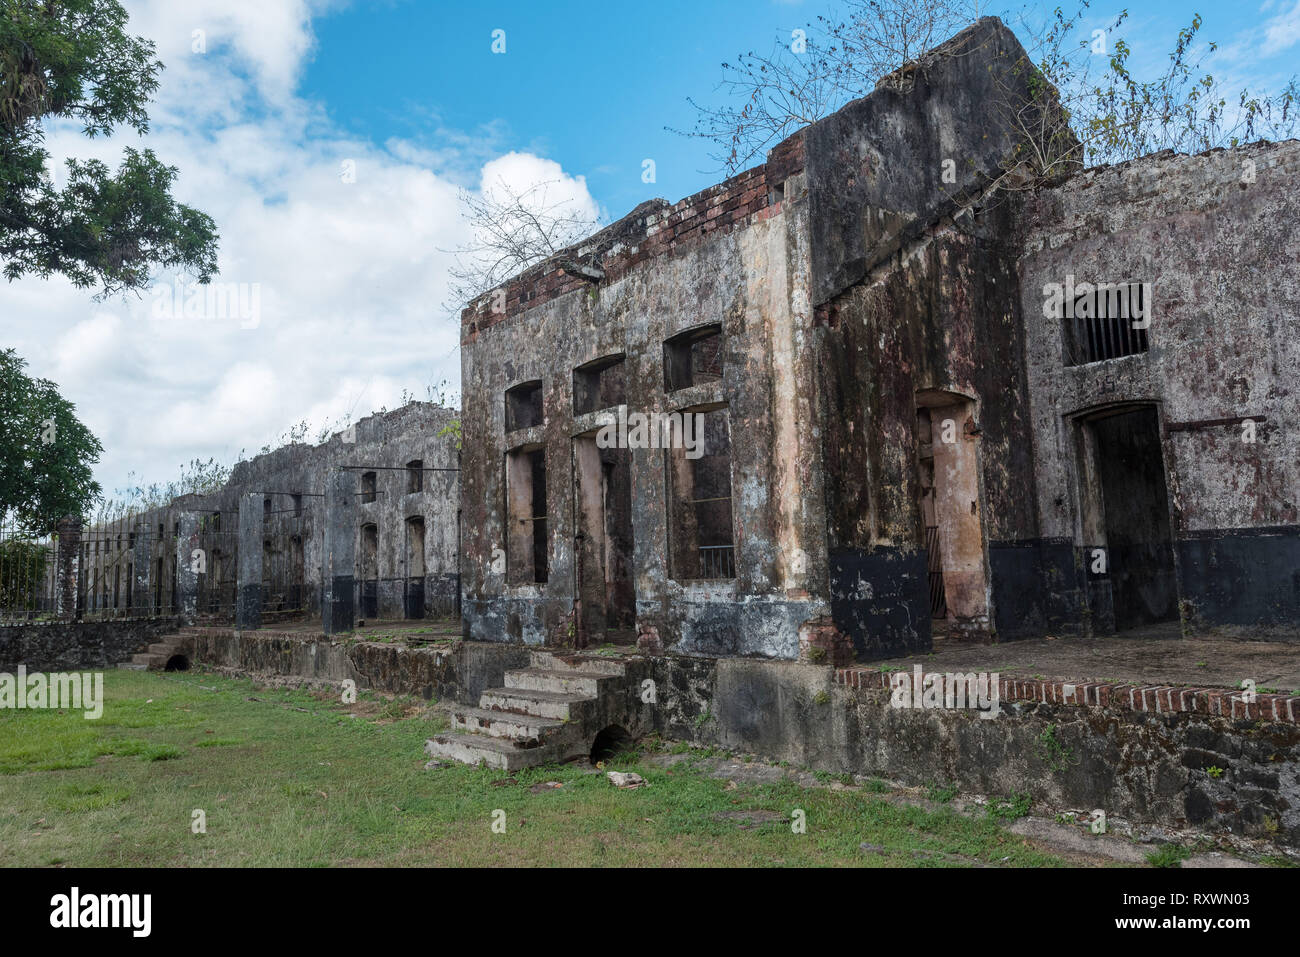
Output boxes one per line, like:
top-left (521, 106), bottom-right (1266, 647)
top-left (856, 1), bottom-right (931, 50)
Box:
top-left (321, 468), bottom-right (355, 635)
top-left (131, 522), bottom-right (151, 613)
top-left (55, 515), bottom-right (81, 620)
top-left (237, 492), bottom-right (261, 630)
top-left (175, 511), bottom-right (201, 621)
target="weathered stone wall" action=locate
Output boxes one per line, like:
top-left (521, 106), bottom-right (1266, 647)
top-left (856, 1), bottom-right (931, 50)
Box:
top-left (190, 629), bottom-right (531, 705)
top-left (815, 206), bottom-right (1038, 653)
top-left (458, 15), bottom-right (1294, 658)
top-left (80, 402), bottom-right (459, 624)
top-left (1020, 140), bottom-right (1300, 633)
top-left (458, 18), bottom-right (1052, 660)
top-left (805, 17), bottom-right (1051, 653)
top-left (0, 617), bottom-right (181, 671)
top-left (460, 136), bottom-right (826, 658)
top-left (652, 654), bottom-right (1300, 849)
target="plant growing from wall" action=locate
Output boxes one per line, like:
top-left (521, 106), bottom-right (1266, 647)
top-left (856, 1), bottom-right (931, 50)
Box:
top-left (1037, 723), bottom-right (1077, 773)
top-left (676, 1), bottom-right (1297, 181)
top-left (441, 178), bottom-right (603, 316)
top-left (986, 792), bottom-right (1032, 821)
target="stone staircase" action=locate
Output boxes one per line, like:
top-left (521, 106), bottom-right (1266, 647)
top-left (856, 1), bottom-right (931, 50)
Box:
top-left (121, 629), bottom-right (198, 671)
top-left (425, 649), bottom-right (636, 771)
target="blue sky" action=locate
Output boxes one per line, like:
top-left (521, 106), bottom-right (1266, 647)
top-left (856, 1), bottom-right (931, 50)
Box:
top-left (2, 0), bottom-right (1298, 503)
top-left (299, 0), bottom-right (1300, 212)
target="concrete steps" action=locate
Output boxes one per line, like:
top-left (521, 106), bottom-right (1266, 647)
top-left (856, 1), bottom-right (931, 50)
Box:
top-left (424, 731), bottom-right (561, 772)
top-left (425, 651), bottom-right (632, 770)
top-left (450, 706), bottom-right (571, 743)
top-left (479, 686), bottom-right (594, 721)
top-left (128, 632), bottom-right (195, 671)
top-left (503, 668), bottom-right (604, 697)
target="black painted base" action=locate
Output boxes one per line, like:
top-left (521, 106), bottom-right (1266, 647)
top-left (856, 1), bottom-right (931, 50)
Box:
top-left (987, 538), bottom-right (1085, 640)
top-left (322, 574), bottom-right (355, 635)
top-left (1177, 526), bottom-right (1300, 627)
top-left (236, 584), bottom-right (261, 631)
top-left (829, 546), bottom-right (932, 659)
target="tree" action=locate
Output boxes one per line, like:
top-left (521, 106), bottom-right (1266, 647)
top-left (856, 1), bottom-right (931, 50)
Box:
top-left (672, 0), bottom-right (976, 173)
top-left (998, 6), bottom-right (1299, 179)
top-left (0, 347), bottom-right (103, 534)
top-left (443, 177), bottom-right (602, 314)
top-left (1, 0), bottom-right (219, 296)
top-left (675, 1), bottom-right (1299, 179)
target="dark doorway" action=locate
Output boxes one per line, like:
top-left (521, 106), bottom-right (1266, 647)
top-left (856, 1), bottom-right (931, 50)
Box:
top-left (667, 408), bottom-right (735, 580)
top-left (574, 437), bottom-right (636, 646)
top-left (1087, 406), bottom-right (1178, 630)
top-left (360, 524), bottom-right (378, 618)
top-left (404, 517), bottom-right (426, 620)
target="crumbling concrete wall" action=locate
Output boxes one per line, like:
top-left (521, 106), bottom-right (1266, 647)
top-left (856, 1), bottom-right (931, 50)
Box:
top-left (460, 137), bottom-right (826, 658)
top-left (459, 15), bottom-right (1294, 659)
top-left (1020, 140), bottom-right (1300, 633)
top-left (808, 17), bottom-right (1049, 653)
top-left (652, 653), bottom-right (1300, 849)
top-left (459, 17), bottom-right (1053, 660)
top-left (80, 402), bottom-right (460, 624)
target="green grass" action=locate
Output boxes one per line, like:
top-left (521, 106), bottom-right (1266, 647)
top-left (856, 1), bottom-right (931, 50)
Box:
top-left (0, 670), bottom-right (1078, 867)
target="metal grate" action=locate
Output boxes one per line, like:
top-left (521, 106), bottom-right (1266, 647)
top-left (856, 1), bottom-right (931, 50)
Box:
top-left (925, 525), bottom-right (947, 619)
top-left (1066, 283), bottom-right (1150, 365)
top-left (698, 544), bottom-right (735, 580)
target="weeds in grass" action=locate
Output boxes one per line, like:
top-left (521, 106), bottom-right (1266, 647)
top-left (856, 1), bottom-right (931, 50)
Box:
top-left (986, 793), bottom-right (1033, 822)
top-left (928, 784), bottom-right (958, 804)
top-left (1145, 843), bottom-right (1192, 868)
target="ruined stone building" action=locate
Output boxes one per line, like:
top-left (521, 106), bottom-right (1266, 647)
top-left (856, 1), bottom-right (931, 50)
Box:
top-left (70, 402), bottom-right (460, 626)
top-left (458, 18), bottom-right (1299, 662)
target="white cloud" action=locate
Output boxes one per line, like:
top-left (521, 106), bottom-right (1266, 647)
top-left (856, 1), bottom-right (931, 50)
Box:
top-left (1260, 0), bottom-right (1300, 55)
top-left (1, 0), bottom-right (598, 500)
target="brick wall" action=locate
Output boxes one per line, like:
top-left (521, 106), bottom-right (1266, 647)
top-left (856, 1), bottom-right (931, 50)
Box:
top-left (461, 133), bottom-right (806, 342)
top-left (835, 666), bottom-right (1300, 724)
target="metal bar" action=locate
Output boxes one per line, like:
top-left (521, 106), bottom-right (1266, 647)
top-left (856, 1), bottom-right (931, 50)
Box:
top-left (335, 465), bottom-right (461, 472)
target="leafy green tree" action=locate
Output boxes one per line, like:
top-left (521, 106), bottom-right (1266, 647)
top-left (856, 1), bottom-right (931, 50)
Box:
top-left (1, 0), bottom-right (218, 295)
top-left (0, 347), bottom-right (103, 533)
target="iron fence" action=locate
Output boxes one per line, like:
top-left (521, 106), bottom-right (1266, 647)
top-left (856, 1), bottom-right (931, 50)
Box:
top-left (0, 516), bottom-right (56, 622)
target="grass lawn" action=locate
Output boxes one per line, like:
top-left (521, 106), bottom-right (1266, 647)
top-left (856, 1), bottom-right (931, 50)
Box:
top-left (0, 669), bottom-right (1076, 867)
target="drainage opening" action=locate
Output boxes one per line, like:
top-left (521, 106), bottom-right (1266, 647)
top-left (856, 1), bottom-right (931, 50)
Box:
top-left (164, 654), bottom-right (190, 672)
top-left (590, 725), bottom-right (635, 763)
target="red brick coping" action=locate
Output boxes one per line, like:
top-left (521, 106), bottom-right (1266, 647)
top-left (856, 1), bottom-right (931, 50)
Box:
top-left (834, 667), bottom-right (1300, 723)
